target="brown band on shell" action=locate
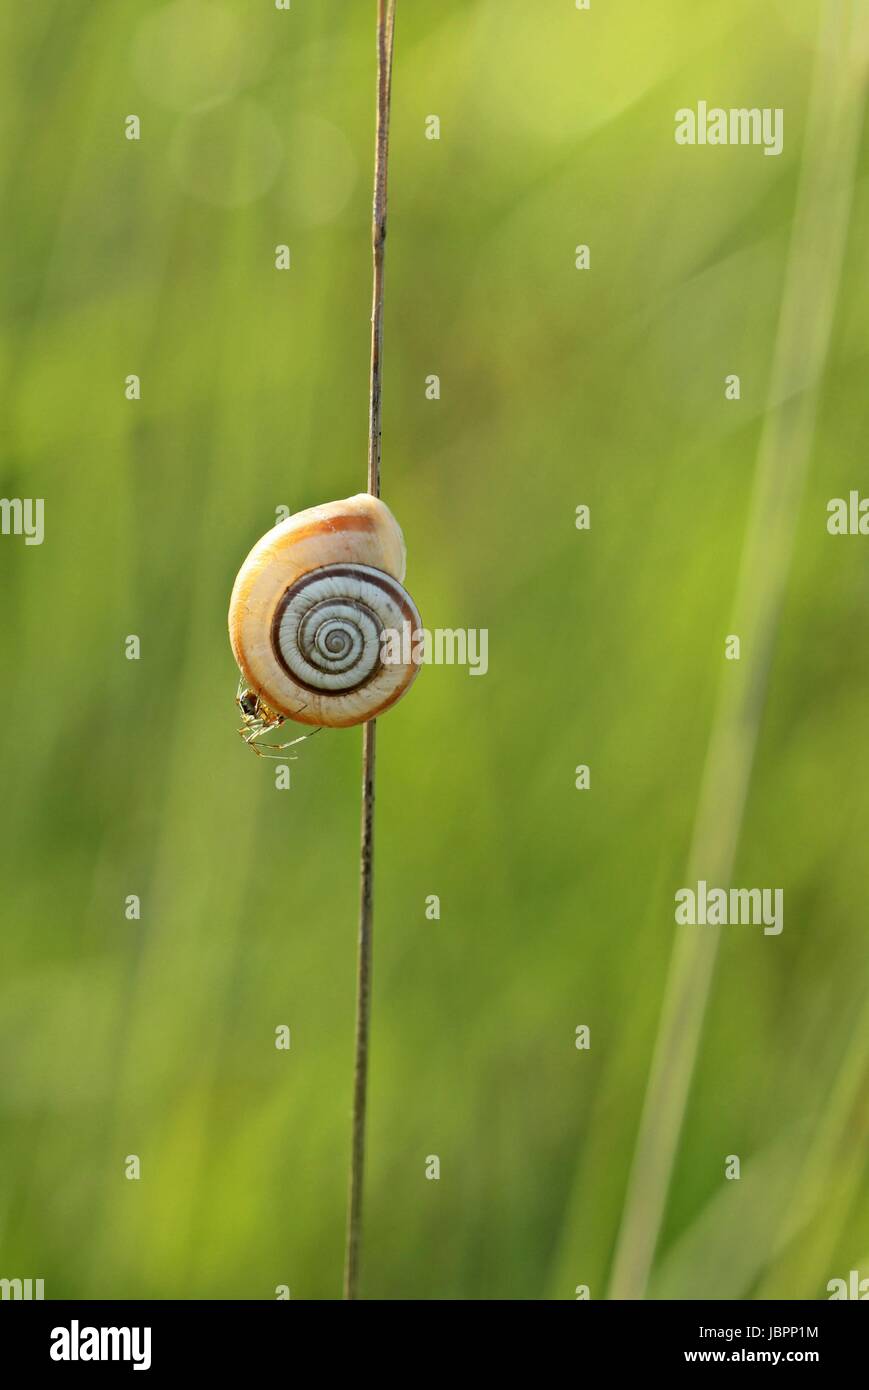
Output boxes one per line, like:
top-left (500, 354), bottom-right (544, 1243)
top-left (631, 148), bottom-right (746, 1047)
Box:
top-left (278, 513), bottom-right (375, 546)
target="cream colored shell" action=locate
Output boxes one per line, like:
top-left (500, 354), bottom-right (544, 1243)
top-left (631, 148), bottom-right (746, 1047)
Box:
top-left (228, 494), bottom-right (421, 728)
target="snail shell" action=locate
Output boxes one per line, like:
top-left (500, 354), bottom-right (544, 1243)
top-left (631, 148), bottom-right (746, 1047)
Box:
top-left (228, 494), bottom-right (422, 728)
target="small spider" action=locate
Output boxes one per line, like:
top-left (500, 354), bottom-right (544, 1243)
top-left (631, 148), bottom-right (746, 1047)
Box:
top-left (236, 680), bottom-right (322, 758)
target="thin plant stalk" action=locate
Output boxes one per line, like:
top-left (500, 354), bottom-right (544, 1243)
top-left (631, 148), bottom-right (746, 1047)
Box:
top-left (343, 0), bottom-right (396, 1303)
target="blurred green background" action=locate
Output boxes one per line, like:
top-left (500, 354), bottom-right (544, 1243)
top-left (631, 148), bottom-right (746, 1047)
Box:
top-left (1, 0), bottom-right (867, 1300)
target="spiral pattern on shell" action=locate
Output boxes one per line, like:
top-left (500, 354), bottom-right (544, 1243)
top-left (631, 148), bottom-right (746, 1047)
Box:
top-left (273, 564), bottom-right (417, 694)
top-left (228, 495), bottom-right (422, 728)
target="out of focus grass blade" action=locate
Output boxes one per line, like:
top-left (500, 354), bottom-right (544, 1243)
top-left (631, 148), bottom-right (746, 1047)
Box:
top-left (608, 0), bottom-right (869, 1300)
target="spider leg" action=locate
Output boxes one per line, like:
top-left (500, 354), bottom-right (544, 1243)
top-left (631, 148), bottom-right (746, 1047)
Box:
top-left (263, 727), bottom-right (323, 753)
top-left (236, 693), bottom-right (324, 758)
top-left (252, 726), bottom-right (322, 755)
